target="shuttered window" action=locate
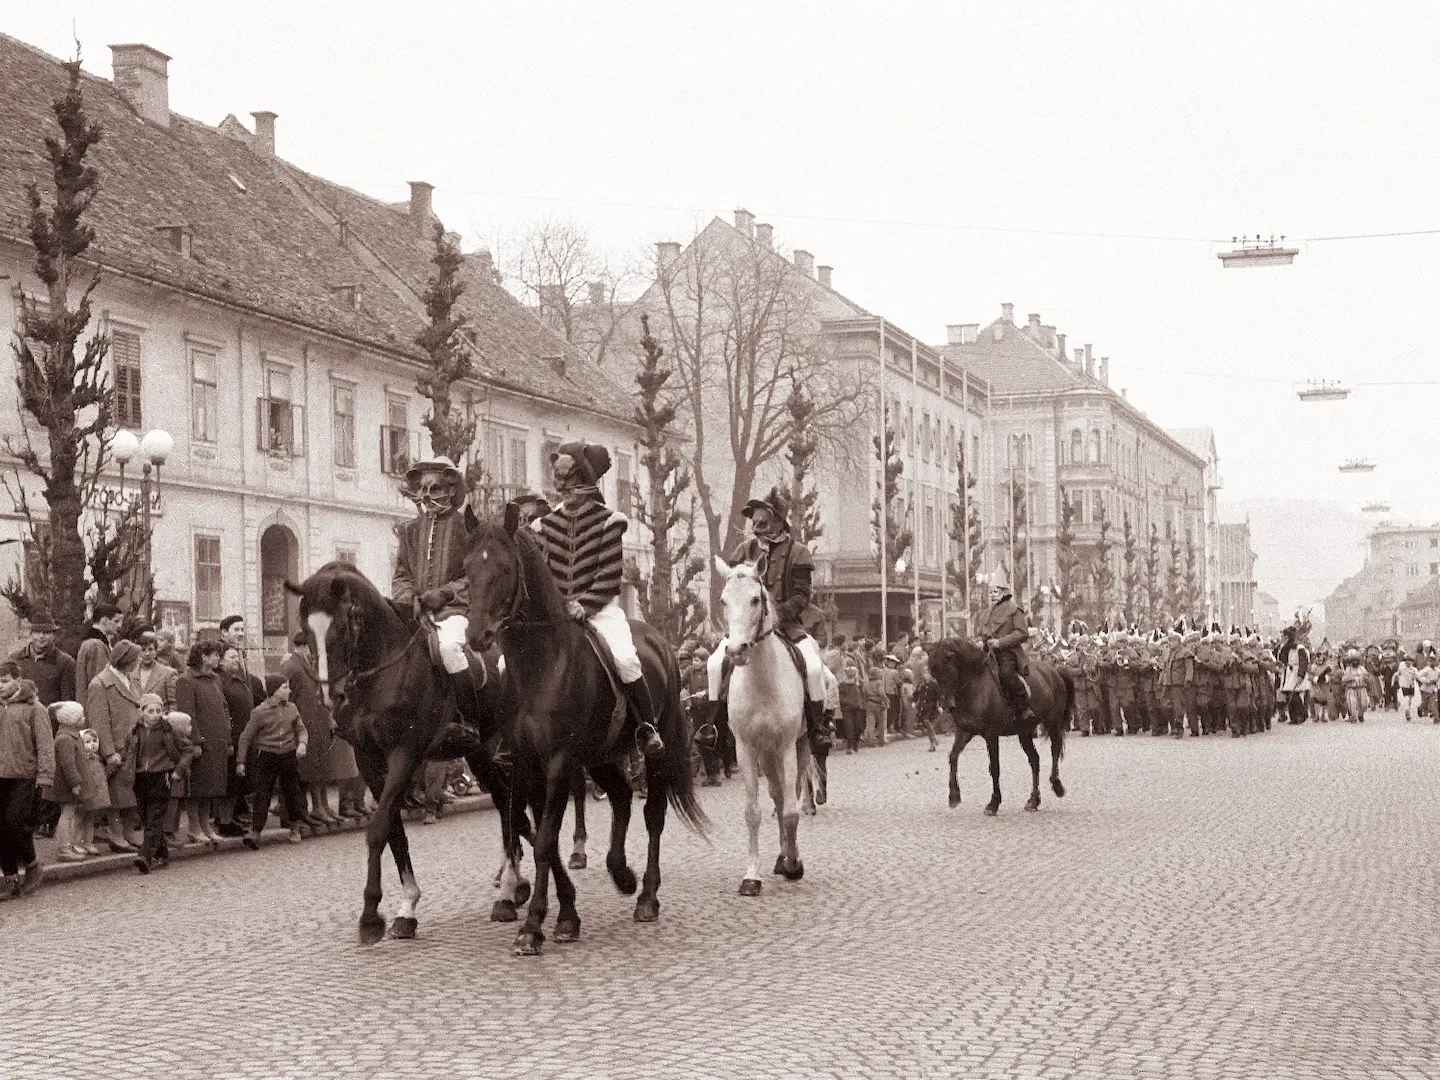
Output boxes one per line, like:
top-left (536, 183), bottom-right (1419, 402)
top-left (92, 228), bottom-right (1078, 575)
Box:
top-left (112, 330), bottom-right (142, 428)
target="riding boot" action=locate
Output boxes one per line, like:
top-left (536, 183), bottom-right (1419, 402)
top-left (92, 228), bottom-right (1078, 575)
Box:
top-left (804, 699), bottom-right (833, 751)
top-left (430, 671), bottom-right (488, 759)
top-left (624, 678), bottom-right (665, 758)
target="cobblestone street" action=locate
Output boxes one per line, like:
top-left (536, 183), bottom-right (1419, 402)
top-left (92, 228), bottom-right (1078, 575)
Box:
top-left (5, 714), bottom-right (1437, 1079)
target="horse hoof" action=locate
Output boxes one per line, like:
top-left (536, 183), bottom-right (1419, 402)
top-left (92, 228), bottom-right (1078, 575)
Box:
top-left (568, 852), bottom-right (588, 870)
top-left (513, 931), bottom-right (544, 957)
top-left (773, 855), bottom-right (786, 876)
top-left (738, 878), bottom-right (762, 897)
top-left (1051, 778), bottom-right (1066, 798)
top-left (610, 864), bottom-right (638, 896)
top-left (490, 900), bottom-right (518, 923)
top-left (948, 793), bottom-right (962, 809)
top-left (802, 802), bottom-right (817, 817)
top-left (358, 916), bottom-right (387, 946)
top-left (514, 882), bottom-right (532, 906)
top-left (984, 806), bottom-right (999, 817)
top-left (1024, 801), bottom-right (1040, 812)
top-left (782, 860), bottom-right (805, 882)
top-left (554, 916), bottom-right (581, 942)
top-left (389, 917), bottom-right (418, 940)
top-left (634, 896), bottom-right (660, 923)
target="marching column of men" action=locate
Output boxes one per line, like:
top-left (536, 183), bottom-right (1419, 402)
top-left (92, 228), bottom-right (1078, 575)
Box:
top-left (1051, 621), bottom-right (1280, 738)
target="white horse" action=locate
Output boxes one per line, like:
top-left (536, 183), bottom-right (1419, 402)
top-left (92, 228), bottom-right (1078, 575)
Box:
top-left (714, 557), bottom-right (814, 897)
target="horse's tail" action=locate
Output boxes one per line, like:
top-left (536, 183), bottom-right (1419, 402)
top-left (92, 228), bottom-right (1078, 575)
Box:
top-left (657, 652), bottom-right (710, 838)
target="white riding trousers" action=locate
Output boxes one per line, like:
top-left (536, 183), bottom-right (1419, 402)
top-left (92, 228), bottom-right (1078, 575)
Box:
top-left (588, 599), bottom-right (644, 683)
top-left (707, 633), bottom-right (825, 701)
top-left (436, 614), bottom-right (470, 675)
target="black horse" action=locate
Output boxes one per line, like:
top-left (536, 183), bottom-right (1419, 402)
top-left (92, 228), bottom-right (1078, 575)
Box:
top-left (285, 562), bottom-right (530, 943)
top-left (925, 639), bottom-right (1071, 815)
top-left (462, 506), bottom-right (706, 956)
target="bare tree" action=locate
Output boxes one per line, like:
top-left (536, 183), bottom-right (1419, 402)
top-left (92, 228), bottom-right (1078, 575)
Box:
top-left (653, 224), bottom-right (868, 612)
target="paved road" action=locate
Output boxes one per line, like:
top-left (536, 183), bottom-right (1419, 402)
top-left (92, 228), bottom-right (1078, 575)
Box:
top-left (6, 714), bottom-right (1437, 1079)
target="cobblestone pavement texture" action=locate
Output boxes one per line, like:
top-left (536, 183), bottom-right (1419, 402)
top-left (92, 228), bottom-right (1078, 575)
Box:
top-left (4, 714), bottom-right (1437, 1080)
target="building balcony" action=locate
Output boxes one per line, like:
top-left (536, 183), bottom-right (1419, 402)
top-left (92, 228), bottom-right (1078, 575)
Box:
top-left (1058, 460), bottom-right (1116, 483)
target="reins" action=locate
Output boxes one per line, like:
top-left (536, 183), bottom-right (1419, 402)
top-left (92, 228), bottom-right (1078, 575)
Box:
top-left (727, 575), bottom-right (777, 657)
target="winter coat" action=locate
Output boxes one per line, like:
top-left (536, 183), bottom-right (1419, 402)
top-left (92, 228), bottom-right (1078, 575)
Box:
top-left (283, 651), bottom-right (333, 783)
top-left (74, 627), bottom-right (113, 705)
top-left (723, 534), bottom-right (818, 640)
top-left (77, 732), bottom-right (111, 812)
top-left (0, 679), bottom-right (54, 790)
top-left (133, 661), bottom-right (178, 711)
top-left (219, 670), bottom-right (257, 741)
top-left (237, 698), bottom-right (308, 759)
top-left (43, 725), bottom-right (85, 804)
top-left (132, 718), bottom-right (198, 776)
top-left (87, 666), bottom-right (142, 810)
top-left (7, 643), bottom-right (77, 706)
top-left (176, 669), bottom-right (232, 800)
top-left (392, 508), bottom-right (470, 619)
top-left (976, 598), bottom-right (1030, 672)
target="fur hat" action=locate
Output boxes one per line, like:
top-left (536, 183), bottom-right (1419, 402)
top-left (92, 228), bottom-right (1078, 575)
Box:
top-left (551, 442), bottom-right (611, 486)
top-left (51, 700), bottom-right (84, 726)
top-left (741, 486), bottom-right (792, 531)
top-left (139, 692), bottom-right (165, 711)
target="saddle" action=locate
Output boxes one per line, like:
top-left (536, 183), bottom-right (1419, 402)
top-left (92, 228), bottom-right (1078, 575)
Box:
top-left (717, 634), bottom-right (809, 699)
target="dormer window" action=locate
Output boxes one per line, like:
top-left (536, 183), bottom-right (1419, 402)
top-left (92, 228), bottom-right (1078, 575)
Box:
top-left (154, 225), bottom-right (192, 258)
top-left (331, 284), bottom-right (362, 310)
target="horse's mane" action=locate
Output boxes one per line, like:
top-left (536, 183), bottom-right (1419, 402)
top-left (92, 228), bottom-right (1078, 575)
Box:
top-left (469, 518), bottom-right (567, 622)
top-left (309, 561), bottom-right (408, 627)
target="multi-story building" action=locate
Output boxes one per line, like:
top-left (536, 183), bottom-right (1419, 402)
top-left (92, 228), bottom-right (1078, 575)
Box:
top-left (1214, 521), bottom-right (1258, 630)
top-left (636, 210), bottom-right (990, 644)
top-left (938, 305), bottom-right (1208, 627)
top-left (1167, 427), bottom-right (1221, 617)
top-left (1256, 590), bottom-right (1282, 636)
top-left (1324, 523), bottom-right (1440, 642)
top-left (0, 36), bottom-right (641, 666)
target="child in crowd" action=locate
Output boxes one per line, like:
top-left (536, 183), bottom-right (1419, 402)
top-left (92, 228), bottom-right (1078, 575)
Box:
top-left (132, 693), bottom-right (199, 874)
top-left (899, 668), bottom-right (916, 736)
top-left (45, 702), bottom-right (87, 860)
top-left (864, 666), bottom-right (888, 747)
top-left (1418, 658), bottom-right (1439, 722)
top-left (1395, 656), bottom-right (1419, 721)
top-left (77, 727), bottom-right (109, 855)
top-left (236, 677), bottom-right (308, 848)
top-left (165, 711), bottom-right (210, 847)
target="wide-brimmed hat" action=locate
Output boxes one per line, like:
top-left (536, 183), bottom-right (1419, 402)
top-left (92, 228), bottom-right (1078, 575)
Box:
top-left (742, 486), bottom-right (791, 530)
top-left (26, 610), bottom-right (58, 633)
top-left (510, 491), bottom-right (552, 516)
top-left (403, 456), bottom-right (464, 488)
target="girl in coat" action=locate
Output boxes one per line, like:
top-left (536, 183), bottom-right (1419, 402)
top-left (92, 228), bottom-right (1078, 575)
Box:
top-left (76, 726), bottom-right (109, 855)
top-left (165, 711), bottom-right (210, 846)
top-left (0, 665), bottom-right (54, 898)
top-left (176, 641), bottom-right (231, 844)
top-left (43, 701), bottom-right (88, 860)
top-left (86, 638), bottom-right (144, 851)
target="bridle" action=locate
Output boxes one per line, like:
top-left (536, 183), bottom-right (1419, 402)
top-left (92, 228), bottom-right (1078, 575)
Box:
top-left (726, 573), bottom-right (776, 659)
top-left (317, 600), bottom-right (428, 711)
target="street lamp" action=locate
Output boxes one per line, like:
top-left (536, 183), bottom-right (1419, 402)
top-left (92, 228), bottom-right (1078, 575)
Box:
top-left (112, 428), bottom-right (173, 626)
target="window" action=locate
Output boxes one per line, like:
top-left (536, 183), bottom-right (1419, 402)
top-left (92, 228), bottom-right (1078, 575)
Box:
top-left (194, 534), bottom-right (222, 622)
top-left (1409, 565), bottom-right (1420, 578)
top-left (1431, 538), bottom-right (1438, 548)
top-left (484, 427), bottom-right (530, 501)
top-left (921, 412), bottom-right (932, 463)
top-left (947, 422), bottom-right (957, 471)
top-left (381, 398), bottom-right (410, 475)
top-left (616, 451), bottom-right (635, 517)
top-left (1070, 429), bottom-right (1083, 463)
top-left (905, 406), bottom-right (915, 458)
top-left (509, 437), bottom-right (528, 490)
top-left (332, 383), bottom-right (356, 469)
top-left (1089, 431), bottom-right (1101, 464)
top-left (257, 367), bottom-right (303, 455)
top-left (540, 438), bottom-right (560, 489)
top-left (191, 349), bottom-right (217, 443)
top-left (335, 547), bottom-right (358, 566)
top-left (112, 329), bottom-right (143, 428)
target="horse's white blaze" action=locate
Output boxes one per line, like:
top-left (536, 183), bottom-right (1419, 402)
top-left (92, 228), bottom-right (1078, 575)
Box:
top-left (396, 869), bottom-right (421, 920)
top-left (306, 611), bottom-right (332, 701)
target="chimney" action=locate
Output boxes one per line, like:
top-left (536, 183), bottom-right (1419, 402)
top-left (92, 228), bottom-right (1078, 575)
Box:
top-left (538, 283), bottom-right (565, 314)
top-left (1099, 357), bottom-right (1110, 385)
top-left (1001, 302), bottom-right (1014, 322)
top-left (1085, 355), bottom-right (1095, 378)
top-left (110, 44), bottom-right (171, 128)
top-left (755, 223), bottom-right (773, 248)
top-left (1074, 347), bottom-right (1085, 368)
top-left (1084, 343), bottom-right (1093, 368)
top-left (250, 111), bottom-right (277, 158)
top-left (656, 240), bottom-right (681, 268)
top-left (1056, 332), bottom-right (1067, 360)
top-left (817, 265), bottom-right (833, 288)
top-left (408, 181), bottom-right (434, 235)
top-left (734, 208), bottom-right (755, 238)
top-left (1027, 313), bottom-right (1042, 333)
top-left (793, 249), bottom-right (814, 277)
top-left (587, 281), bottom-right (607, 306)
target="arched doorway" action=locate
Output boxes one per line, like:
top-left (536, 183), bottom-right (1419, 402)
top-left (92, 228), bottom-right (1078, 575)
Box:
top-left (259, 523), bottom-right (300, 665)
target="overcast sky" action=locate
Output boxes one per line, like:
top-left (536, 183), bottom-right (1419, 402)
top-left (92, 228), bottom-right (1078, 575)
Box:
top-left (11, 1), bottom-right (1440, 596)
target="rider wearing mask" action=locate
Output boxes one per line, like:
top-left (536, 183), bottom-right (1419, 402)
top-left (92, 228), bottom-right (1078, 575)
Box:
top-left (702, 487), bottom-right (829, 752)
top-left (977, 569), bottom-right (1036, 727)
top-left (392, 457), bottom-right (483, 728)
top-left (531, 442), bottom-right (664, 758)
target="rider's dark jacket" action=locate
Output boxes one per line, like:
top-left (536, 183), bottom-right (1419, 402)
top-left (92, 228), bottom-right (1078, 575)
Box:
top-left (725, 533), bottom-right (814, 642)
top-left (976, 598), bottom-right (1030, 673)
top-left (392, 509), bottom-right (469, 619)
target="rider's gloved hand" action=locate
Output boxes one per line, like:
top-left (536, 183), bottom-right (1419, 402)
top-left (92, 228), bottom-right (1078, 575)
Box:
top-left (566, 600), bottom-right (587, 622)
top-left (420, 588), bottom-right (450, 612)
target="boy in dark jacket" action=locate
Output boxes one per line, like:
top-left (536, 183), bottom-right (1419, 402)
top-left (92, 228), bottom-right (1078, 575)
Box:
top-left (236, 679), bottom-right (309, 848)
top-left (132, 693), bottom-right (198, 873)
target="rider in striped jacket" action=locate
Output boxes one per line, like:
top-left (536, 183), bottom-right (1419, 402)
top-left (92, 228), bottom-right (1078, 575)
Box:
top-left (531, 442), bottom-right (664, 758)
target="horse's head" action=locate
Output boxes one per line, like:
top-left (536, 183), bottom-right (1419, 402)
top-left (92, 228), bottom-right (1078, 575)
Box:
top-left (923, 637), bottom-right (988, 709)
top-left (462, 502), bottom-right (526, 652)
top-left (714, 556), bottom-right (774, 667)
top-left (284, 561), bottom-right (391, 709)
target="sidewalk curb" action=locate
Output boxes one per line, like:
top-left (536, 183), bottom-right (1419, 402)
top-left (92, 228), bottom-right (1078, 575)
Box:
top-left (40, 793), bottom-right (495, 884)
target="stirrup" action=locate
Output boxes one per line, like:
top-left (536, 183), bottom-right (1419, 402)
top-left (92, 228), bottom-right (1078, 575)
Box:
top-left (694, 722), bottom-right (718, 750)
top-left (635, 722), bottom-right (665, 757)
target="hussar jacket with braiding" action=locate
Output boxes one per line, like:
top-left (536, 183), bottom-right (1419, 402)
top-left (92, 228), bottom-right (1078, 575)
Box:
top-left (533, 497), bottom-right (627, 616)
top-left (392, 510), bottom-right (470, 619)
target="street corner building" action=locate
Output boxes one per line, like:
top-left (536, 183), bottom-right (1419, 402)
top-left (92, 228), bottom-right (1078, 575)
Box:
top-left (0, 35), bottom-right (646, 667)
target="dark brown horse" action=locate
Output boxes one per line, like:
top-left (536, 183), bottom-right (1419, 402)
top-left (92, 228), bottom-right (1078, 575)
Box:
top-left (462, 506), bottom-right (706, 956)
top-left (924, 639), bottom-right (1071, 815)
top-left (286, 562), bottom-right (530, 943)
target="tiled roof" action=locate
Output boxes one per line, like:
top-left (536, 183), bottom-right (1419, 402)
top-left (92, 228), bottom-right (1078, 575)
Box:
top-left (0, 33), bottom-right (634, 427)
top-left (938, 317), bottom-right (1087, 393)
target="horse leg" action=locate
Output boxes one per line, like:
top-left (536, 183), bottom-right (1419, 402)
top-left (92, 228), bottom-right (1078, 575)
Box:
top-left (776, 738), bottom-right (804, 881)
top-left (948, 730), bottom-right (974, 808)
top-left (634, 757), bottom-right (667, 922)
top-left (388, 805), bottom-right (421, 939)
top-left (983, 735), bottom-right (1002, 816)
top-left (799, 735), bottom-right (817, 817)
top-left (1049, 724), bottom-right (1066, 798)
top-left (1018, 732), bottom-right (1042, 811)
top-left (515, 763), bottom-right (568, 956)
top-left (484, 776), bottom-right (532, 923)
top-left (356, 745), bottom-right (411, 944)
top-left (588, 761), bottom-right (637, 895)
top-left (736, 739), bottom-right (764, 896)
top-left (568, 768), bottom-right (588, 869)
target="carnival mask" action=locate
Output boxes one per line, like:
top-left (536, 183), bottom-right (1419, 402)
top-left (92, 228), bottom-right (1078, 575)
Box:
top-left (413, 471), bottom-right (456, 515)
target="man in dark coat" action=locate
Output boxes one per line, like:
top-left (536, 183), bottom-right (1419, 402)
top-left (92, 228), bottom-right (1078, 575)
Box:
top-left (703, 486), bottom-right (829, 750)
top-left (8, 611), bottom-right (75, 707)
top-left (74, 603), bottom-right (122, 701)
top-left (975, 569), bottom-right (1035, 726)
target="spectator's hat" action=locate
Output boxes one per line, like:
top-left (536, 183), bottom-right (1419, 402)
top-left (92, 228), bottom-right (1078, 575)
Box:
top-left (110, 639), bottom-right (141, 668)
top-left (511, 491), bottom-right (552, 517)
top-left (26, 609), bottom-right (58, 633)
top-left (52, 700), bottom-right (84, 726)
